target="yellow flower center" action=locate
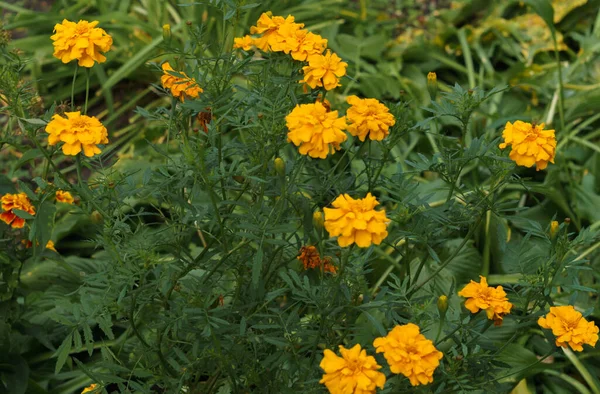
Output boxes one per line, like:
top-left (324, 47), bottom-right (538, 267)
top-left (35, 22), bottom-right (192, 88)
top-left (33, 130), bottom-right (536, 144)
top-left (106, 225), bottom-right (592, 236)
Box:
top-left (75, 25), bottom-right (89, 35)
top-left (72, 118), bottom-right (90, 128)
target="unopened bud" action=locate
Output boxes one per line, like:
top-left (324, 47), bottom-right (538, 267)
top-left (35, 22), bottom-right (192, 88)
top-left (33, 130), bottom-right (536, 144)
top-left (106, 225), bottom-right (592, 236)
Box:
top-left (162, 24), bottom-right (171, 41)
top-left (313, 210), bottom-right (324, 230)
top-left (90, 210), bottom-right (103, 224)
top-left (550, 220), bottom-right (559, 239)
top-left (437, 295), bottom-right (448, 317)
top-left (427, 72), bottom-right (438, 101)
top-left (274, 157), bottom-right (285, 176)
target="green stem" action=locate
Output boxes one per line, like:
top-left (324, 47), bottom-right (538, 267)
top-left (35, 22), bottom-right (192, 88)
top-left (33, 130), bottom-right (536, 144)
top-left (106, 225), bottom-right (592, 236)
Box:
top-left (84, 68), bottom-right (90, 115)
top-left (71, 64), bottom-right (79, 111)
top-left (563, 347), bottom-right (600, 394)
top-left (553, 38), bottom-right (565, 132)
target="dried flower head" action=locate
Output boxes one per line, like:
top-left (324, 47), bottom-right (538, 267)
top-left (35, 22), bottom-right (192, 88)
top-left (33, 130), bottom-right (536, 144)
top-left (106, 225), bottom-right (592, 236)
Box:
top-left (458, 276), bottom-right (512, 326)
top-left (297, 246), bottom-right (336, 273)
top-left (286, 101), bottom-right (347, 159)
top-left (56, 190), bottom-right (74, 204)
top-left (320, 344), bottom-right (386, 394)
top-left (45, 111), bottom-right (108, 157)
top-left (346, 96), bottom-right (396, 141)
top-left (373, 323), bottom-right (443, 386)
top-left (1, 193), bottom-right (35, 229)
top-left (161, 62), bottom-right (203, 101)
top-left (323, 193), bottom-right (389, 248)
top-left (538, 306), bottom-right (599, 351)
top-left (301, 50), bottom-right (347, 91)
top-left (499, 121), bottom-right (556, 171)
top-left (51, 20), bottom-right (112, 67)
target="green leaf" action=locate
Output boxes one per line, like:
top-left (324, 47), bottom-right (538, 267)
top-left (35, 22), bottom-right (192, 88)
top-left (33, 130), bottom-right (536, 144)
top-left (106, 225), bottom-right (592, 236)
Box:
top-left (30, 201), bottom-right (56, 253)
top-left (0, 175), bottom-right (16, 195)
top-left (522, 0), bottom-right (556, 40)
top-left (252, 248), bottom-right (263, 290)
top-left (54, 332), bottom-right (73, 374)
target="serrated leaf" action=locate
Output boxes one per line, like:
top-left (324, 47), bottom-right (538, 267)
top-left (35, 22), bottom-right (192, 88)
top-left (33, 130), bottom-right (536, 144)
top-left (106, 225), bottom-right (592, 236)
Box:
top-left (252, 248), bottom-right (263, 290)
top-left (54, 332), bottom-right (73, 374)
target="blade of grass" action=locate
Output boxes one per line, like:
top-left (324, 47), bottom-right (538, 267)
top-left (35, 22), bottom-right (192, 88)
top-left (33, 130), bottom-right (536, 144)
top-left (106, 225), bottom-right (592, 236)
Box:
top-left (563, 347), bottom-right (600, 394)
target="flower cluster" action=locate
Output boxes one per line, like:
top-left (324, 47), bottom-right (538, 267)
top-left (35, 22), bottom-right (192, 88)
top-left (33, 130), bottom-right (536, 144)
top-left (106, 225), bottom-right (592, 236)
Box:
top-left (51, 20), bottom-right (112, 67)
top-left (297, 246), bottom-right (336, 273)
top-left (346, 96), bottom-right (396, 141)
top-left (373, 323), bottom-right (443, 386)
top-left (538, 306), bottom-right (599, 351)
top-left (499, 121), bottom-right (556, 171)
top-left (0, 193), bottom-right (35, 229)
top-left (458, 276), bottom-right (513, 326)
top-left (45, 111), bottom-right (109, 157)
top-left (161, 62), bottom-right (203, 101)
top-left (286, 101), bottom-right (347, 159)
top-left (323, 193), bottom-right (389, 248)
top-left (320, 344), bottom-right (386, 394)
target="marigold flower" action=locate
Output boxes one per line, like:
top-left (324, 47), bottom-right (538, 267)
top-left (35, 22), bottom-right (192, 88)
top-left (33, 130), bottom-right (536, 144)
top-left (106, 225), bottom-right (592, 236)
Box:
top-left (251, 13), bottom-right (301, 52)
top-left (45, 111), bottom-right (108, 157)
top-left (56, 190), bottom-right (74, 204)
top-left (499, 121), bottom-right (556, 171)
top-left (51, 20), bottom-right (112, 67)
top-left (1, 193), bottom-right (35, 229)
top-left (23, 239), bottom-right (57, 252)
top-left (289, 30), bottom-right (327, 61)
top-left (161, 62), bottom-right (203, 101)
top-left (373, 323), bottom-right (443, 386)
top-left (286, 101), bottom-right (347, 159)
top-left (550, 220), bottom-right (559, 238)
top-left (320, 344), bottom-right (386, 394)
top-left (301, 50), bottom-right (348, 91)
top-left (297, 246), bottom-right (336, 273)
top-left (323, 193), bottom-right (389, 248)
top-left (233, 35), bottom-right (254, 50)
top-left (538, 306), bottom-right (599, 352)
top-left (81, 384), bottom-right (99, 394)
top-left (458, 276), bottom-right (512, 326)
top-left (346, 96), bottom-right (396, 142)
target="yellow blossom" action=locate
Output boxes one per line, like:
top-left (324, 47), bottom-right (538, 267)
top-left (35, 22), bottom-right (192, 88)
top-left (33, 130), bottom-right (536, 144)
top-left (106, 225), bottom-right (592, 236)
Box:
top-left (233, 35), bottom-right (254, 50)
top-left (45, 112), bottom-right (108, 157)
top-left (51, 20), bottom-right (112, 67)
top-left (346, 96), bottom-right (395, 141)
top-left (458, 276), bottom-right (512, 326)
top-left (289, 30), bottom-right (327, 61)
top-left (538, 306), bottom-right (599, 352)
top-left (1, 193), bottom-right (35, 229)
top-left (161, 62), bottom-right (203, 101)
top-left (323, 193), bottom-right (389, 248)
top-left (373, 323), bottom-right (443, 386)
top-left (250, 13), bottom-right (301, 52)
top-left (499, 121), bottom-right (556, 171)
top-left (22, 239), bottom-right (57, 252)
top-left (285, 101), bottom-right (347, 159)
top-left (301, 50), bottom-right (347, 91)
top-left (550, 220), bottom-right (559, 238)
top-left (81, 384), bottom-right (99, 393)
top-left (56, 190), bottom-right (74, 204)
top-left (320, 344), bottom-right (386, 394)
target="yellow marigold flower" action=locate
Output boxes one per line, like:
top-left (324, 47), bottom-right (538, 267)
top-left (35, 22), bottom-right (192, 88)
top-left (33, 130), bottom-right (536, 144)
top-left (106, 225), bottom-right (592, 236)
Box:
top-left (1, 193), bottom-right (35, 229)
top-left (538, 306), bottom-right (599, 352)
top-left (297, 245), bottom-right (336, 273)
top-left (290, 31), bottom-right (327, 61)
top-left (301, 50), bottom-right (348, 91)
top-left (233, 35), bottom-right (254, 50)
top-left (45, 112), bottom-right (108, 157)
top-left (323, 193), bottom-right (389, 248)
top-left (161, 62), bottom-right (203, 101)
top-left (81, 384), bottom-right (99, 394)
top-left (56, 190), bottom-right (74, 204)
top-left (550, 220), bottom-right (559, 238)
top-left (346, 96), bottom-right (396, 142)
top-left (320, 344), bottom-right (386, 394)
top-left (285, 101), bottom-right (348, 159)
top-left (51, 20), bottom-right (112, 68)
top-left (250, 13), bottom-right (301, 52)
top-left (22, 239), bottom-right (57, 251)
top-left (458, 276), bottom-right (512, 326)
top-left (499, 121), bottom-right (556, 171)
top-left (373, 323), bottom-right (443, 386)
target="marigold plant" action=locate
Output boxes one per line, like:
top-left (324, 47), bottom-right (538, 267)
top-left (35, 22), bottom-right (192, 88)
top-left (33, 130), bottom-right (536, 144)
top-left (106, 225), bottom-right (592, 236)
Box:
top-left (0, 193), bottom-right (35, 229)
top-left (346, 95), bottom-right (396, 141)
top-left (458, 276), bottom-right (513, 325)
top-left (160, 62), bottom-right (203, 101)
top-left (55, 190), bottom-right (74, 204)
top-left (300, 50), bottom-right (347, 91)
top-left (498, 121), bottom-right (556, 171)
top-left (320, 344), bottom-right (386, 394)
top-left (50, 19), bottom-right (112, 67)
top-left (538, 306), bottom-right (599, 352)
top-left (45, 111), bottom-right (108, 157)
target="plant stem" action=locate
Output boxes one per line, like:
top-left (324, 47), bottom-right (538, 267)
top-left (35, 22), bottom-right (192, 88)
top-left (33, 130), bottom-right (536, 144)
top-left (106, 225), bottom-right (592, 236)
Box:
top-left (563, 347), bottom-right (600, 394)
top-left (71, 64), bottom-right (79, 111)
top-left (84, 68), bottom-right (90, 115)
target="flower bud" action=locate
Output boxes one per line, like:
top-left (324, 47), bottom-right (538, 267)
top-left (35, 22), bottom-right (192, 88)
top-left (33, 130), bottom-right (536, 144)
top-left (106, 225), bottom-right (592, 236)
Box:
top-left (427, 72), bottom-right (438, 101)
top-left (437, 295), bottom-right (448, 317)
top-left (274, 157), bottom-right (285, 177)
top-left (313, 210), bottom-right (324, 230)
top-left (550, 220), bottom-right (559, 239)
top-left (162, 24), bottom-right (171, 42)
top-left (90, 210), bottom-right (103, 224)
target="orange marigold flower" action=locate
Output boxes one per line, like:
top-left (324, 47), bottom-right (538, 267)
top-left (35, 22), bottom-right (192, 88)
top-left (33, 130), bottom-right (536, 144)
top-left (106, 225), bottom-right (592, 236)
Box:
top-left (250, 13), bottom-right (301, 52)
top-left (290, 30), bottom-right (327, 61)
top-left (1, 193), bottom-right (35, 229)
top-left (24, 239), bottom-right (57, 252)
top-left (286, 101), bottom-right (348, 159)
top-left (161, 62), bottom-right (203, 101)
top-left (323, 193), bottom-right (389, 248)
top-left (51, 20), bottom-right (112, 68)
top-left (301, 50), bottom-right (348, 91)
top-left (233, 35), bottom-right (254, 50)
top-left (458, 276), bottom-right (512, 326)
top-left (373, 323), bottom-right (443, 386)
top-left (81, 384), bottom-right (99, 394)
top-left (297, 246), bottom-right (336, 273)
top-left (320, 344), bottom-right (386, 394)
top-left (346, 96), bottom-right (396, 142)
top-left (45, 111), bottom-right (108, 157)
top-left (499, 121), bottom-right (556, 171)
top-left (56, 190), bottom-right (74, 204)
top-left (538, 306), bottom-right (599, 352)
